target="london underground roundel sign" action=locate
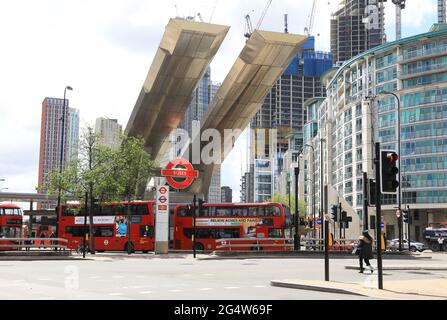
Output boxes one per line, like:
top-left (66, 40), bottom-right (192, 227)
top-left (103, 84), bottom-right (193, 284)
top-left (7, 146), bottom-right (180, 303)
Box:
top-left (161, 158), bottom-right (199, 190)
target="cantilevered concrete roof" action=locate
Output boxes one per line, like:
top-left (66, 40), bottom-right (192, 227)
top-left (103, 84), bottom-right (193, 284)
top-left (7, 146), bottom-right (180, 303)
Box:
top-left (185, 30), bottom-right (308, 196)
top-left (126, 18), bottom-right (230, 163)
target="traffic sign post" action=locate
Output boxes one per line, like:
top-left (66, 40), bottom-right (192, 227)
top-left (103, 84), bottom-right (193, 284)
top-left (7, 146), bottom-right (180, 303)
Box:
top-left (155, 185), bottom-right (170, 254)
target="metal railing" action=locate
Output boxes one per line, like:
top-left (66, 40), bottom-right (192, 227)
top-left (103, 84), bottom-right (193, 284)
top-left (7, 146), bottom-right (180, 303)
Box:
top-left (215, 238), bottom-right (294, 251)
top-left (0, 238), bottom-right (69, 251)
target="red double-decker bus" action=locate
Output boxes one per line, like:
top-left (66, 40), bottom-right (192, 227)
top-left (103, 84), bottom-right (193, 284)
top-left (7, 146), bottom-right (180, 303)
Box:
top-left (59, 201), bottom-right (155, 253)
top-left (0, 204), bottom-right (23, 251)
top-left (173, 203), bottom-right (292, 252)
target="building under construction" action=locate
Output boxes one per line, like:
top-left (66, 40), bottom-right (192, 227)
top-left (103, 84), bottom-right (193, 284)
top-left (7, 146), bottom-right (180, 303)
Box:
top-left (330, 0), bottom-right (386, 64)
top-left (247, 37), bottom-right (333, 203)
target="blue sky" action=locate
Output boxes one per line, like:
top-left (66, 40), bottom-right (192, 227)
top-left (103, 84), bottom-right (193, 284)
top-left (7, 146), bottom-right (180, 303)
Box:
top-left (0, 0), bottom-right (439, 204)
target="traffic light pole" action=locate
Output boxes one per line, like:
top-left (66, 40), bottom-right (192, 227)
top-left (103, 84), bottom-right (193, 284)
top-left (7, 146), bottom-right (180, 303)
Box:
top-left (407, 205), bottom-right (411, 251)
top-left (193, 195), bottom-right (197, 259)
top-left (375, 142), bottom-right (384, 290)
top-left (324, 185), bottom-right (329, 282)
top-left (363, 172), bottom-right (369, 230)
top-left (294, 167), bottom-right (300, 251)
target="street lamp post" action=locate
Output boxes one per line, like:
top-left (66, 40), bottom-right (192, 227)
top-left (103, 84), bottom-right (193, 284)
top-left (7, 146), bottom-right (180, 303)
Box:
top-left (381, 91), bottom-right (403, 252)
top-left (56, 86), bottom-right (73, 238)
top-left (305, 144), bottom-right (316, 239)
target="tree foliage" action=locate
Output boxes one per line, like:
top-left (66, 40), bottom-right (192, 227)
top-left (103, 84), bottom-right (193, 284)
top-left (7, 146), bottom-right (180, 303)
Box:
top-left (46, 126), bottom-right (155, 253)
top-left (268, 192), bottom-right (307, 214)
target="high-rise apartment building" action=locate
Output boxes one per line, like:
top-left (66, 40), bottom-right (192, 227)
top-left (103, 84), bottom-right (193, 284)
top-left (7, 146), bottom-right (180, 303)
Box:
top-left (302, 24), bottom-right (447, 241)
top-left (38, 97), bottom-right (79, 208)
top-left (95, 117), bottom-right (123, 149)
top-left (177, 67), bottom-right (222, 203)
top-left (439, 0), bottom-right (446, 24)
top-left (221, 186), bottom-right (233, 203)
top-left (330, 0), bottom-right (385, 65)
top-left (247, 37), bottom-right (332, 203)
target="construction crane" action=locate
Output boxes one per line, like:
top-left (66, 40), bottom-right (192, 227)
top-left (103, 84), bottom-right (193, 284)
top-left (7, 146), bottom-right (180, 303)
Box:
top-left (392, 0), bottom-right (406, 40)
top-left (244, 0), bottom-right (273, 39)
top-left (304, 0), bottom-right (317, 36)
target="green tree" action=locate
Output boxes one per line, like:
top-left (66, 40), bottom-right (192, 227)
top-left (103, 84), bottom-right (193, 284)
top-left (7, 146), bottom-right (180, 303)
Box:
top-left (268, 192), bottom-right (307, 214)
top-left (46, 126), bottom-right (120, 253)
top-left (114, 135), bottom-right (155, 254)
top-left (268, 192), bottom-right (310, 236)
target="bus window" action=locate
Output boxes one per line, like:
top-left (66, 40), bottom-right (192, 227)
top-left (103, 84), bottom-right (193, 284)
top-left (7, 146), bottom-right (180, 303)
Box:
top-left (233, 207), bottom-right (248, 216)
top-left (94, 227), bottom-right (114, 237)
top-left (215, 207), bottom-right (231, 217)
top-left (265, 206), bottom-right (281, 217)
top-left (198, 206), bottom-right (208, 217)
top-left (4, 208), bottom-right (21, 215)
top-left (268, 228), bottom-right (283, 238)
top-left (248, 206), bottom-right (264, 217)
top-left (136, 204), bottom-right (149, 215)
top-left (65, 226), bottom-right (86, 237)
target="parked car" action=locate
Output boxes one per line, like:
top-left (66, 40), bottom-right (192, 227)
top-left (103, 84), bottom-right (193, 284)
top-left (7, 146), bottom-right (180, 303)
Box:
top-left (389, 239), bottom-right (427, 252)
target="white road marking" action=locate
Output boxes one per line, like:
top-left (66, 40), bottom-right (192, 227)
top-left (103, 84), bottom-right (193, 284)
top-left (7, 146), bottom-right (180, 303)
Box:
top-left (253, 285), bottom-right (267, 288)
top-left (224, 286), bottom-right (240, 290)
top-left (139, 291), bottom-right (153, 294)
top-left (199, 288), bottom-right (213, 291)
top-left (168, 289), bottom-right (184, 293)
top-left (129, 285), bottom-right (144, 289)
top-left (203, 273), bottom-right (215, 276)
top-left (39, 297), bottom-right (56, 300)
top-left (109, 293), bottom-right (124, 296)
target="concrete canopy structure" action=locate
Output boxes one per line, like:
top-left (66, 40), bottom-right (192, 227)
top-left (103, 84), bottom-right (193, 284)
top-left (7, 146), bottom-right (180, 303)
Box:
top-left (185, 30), bottom-right (308, 197)
top-left (126, 19), bottom-right (230, 164)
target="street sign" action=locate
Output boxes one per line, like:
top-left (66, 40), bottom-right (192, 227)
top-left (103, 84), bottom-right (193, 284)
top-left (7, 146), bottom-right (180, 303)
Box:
top-left (317, 218), bottom-right (322, 225)
top-left (161, 158), bottom-right (199, 190)
top-left (381, 222), bottom-right (385, 229)
top-left (156, 185), bottom-right (170, 247)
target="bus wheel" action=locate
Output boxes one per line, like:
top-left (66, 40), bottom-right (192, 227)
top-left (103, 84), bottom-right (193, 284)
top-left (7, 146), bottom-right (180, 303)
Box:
top-left (124, 242), bottom-right (135, 253)
top-left (193, 243), bottom-right (204, 251)
top-left (142, 250), bottom-right (149, 254)
top-left (430, 243), bottom-right (441, 252)
top-left (251, 246), bottom-right (262, 251)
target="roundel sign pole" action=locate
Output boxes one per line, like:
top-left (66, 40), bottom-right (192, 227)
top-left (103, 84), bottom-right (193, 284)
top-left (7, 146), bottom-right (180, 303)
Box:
top-left (161, 158), bottom-right (199, 190)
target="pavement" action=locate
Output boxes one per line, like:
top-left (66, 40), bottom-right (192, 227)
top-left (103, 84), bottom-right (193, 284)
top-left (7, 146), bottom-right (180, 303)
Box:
top-left (271, 278), bottom-right (447, 300)
top-left (0, 251), bottom-right (445, 300)
top-left (271, 252), bottom-right (447, 300)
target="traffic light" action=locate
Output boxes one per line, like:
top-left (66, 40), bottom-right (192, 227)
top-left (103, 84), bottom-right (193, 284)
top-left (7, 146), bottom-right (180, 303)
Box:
top-left (380, 150), bottom-right (399, 194)
top-left (331, 205), bottom-right (338, 221)
top-left (403, 210), bottom-right (408, 223)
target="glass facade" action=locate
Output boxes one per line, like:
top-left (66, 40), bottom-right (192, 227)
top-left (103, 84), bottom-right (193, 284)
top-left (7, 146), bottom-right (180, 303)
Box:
top-left (304, 25), bottom-right (447, 228)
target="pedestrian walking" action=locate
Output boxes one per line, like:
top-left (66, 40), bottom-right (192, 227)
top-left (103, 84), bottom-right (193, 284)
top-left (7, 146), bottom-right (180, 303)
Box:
top-left (356, 230), bottom-right (374, 274)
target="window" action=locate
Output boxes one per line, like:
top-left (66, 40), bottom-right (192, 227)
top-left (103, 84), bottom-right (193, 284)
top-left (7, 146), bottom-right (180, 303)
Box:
top-left (265, 206), bottom-right (281, 217)
top-left (233, 207), bottom-right (248, 216)
top-left (183, 228), bottom-right (240, 239)
top-left (268, 228), bottom-right (283, 238)
top-left (65, 226), bottom-right (87, 237)
top-left (2, 208), bottom-right (22, 215)
top-left (94, 227), bottom-right (114, 237)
